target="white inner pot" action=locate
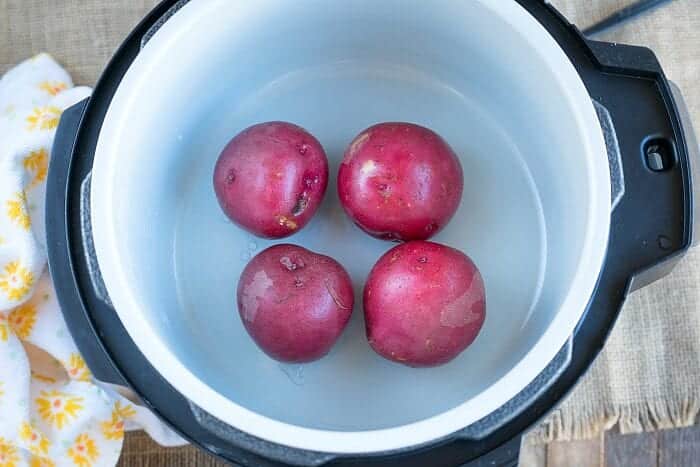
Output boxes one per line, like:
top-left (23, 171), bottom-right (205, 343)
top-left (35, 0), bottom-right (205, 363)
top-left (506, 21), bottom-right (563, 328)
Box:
top-left (91, 0), bottom-right (610, 454)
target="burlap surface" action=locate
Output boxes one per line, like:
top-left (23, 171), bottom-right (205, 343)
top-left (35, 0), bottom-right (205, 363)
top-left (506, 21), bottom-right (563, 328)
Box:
top-left (1, 0), bottom-right (698, 464)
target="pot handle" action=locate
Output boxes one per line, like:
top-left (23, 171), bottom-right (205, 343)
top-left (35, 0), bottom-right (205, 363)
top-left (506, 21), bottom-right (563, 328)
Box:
top-left (49, 99), bottom-right (128, 387)
top-left (669, 81), bottom-right (700, 247)
top-left (624, 80), bottom-right (700, 292)
top-left (583, 41), bottom-right (696, 292)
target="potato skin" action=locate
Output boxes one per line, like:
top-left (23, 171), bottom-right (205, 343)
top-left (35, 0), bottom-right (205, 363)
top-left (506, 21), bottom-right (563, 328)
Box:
top-left (237, 244), bottom-right (354, 363)
top-left (363, 241), bottom-right (485, 367)
top-left (337, 122), bottom-right (463, 241)
top-left (214, 122), bottom-right (328, 239)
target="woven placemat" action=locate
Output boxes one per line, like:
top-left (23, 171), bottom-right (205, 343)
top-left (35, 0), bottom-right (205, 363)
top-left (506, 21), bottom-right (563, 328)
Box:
top-left (118, 431), bottom-right (224, 466)
top-left (2, 0), bottom-right (698, 464)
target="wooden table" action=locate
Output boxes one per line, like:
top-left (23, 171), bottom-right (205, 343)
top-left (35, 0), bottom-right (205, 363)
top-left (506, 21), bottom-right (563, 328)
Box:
top-left (521, 426), bottom-right (700, 467)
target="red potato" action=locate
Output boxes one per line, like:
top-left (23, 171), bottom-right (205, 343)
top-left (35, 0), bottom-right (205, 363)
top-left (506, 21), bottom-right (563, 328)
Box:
top-left (214, 122), bottom-right (328, 239)
top-left (237, 244), bottom-right (354, 363)
top-left (364, 241), bottom-right (485, 367)
top-left (337, 122), bottom-right (463, 241)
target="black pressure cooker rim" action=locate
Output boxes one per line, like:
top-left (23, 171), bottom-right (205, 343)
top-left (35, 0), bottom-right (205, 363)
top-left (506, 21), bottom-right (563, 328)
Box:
top-left (46, 1), bottom-right (694, 466)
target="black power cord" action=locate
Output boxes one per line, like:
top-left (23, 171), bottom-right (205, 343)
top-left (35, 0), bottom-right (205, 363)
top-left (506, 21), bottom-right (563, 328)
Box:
top-left (583, 0), bottom-right (676, 36)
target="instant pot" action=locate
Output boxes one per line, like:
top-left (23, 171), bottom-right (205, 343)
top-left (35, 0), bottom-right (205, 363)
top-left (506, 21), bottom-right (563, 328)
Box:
top-left (46, 0), bottom-right (699, 465)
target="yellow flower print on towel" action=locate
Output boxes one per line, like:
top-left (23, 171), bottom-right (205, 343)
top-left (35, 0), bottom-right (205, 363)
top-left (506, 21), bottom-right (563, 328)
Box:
top-left (0, 438), bottom-right (19, 467)
top-left (38, 81), bottom-right (67, 96)
top-left (0, 313), bottom-right (9, 342)
top-left (9, 302), bottom-right (36, 339)
top-left (24, 149), bottom-right (49, 188)
top-left (30, 457), bottom-right (56, 467)
top-left (101, 401), bottom-right (136, 440)
top-left (26, 106), bottom-right (61, 131)
top-left (67, 433), bottom-right (99, 467)
top-left (19, 422), bottom-right (50, 457)
top-left (66, 354), bottom-right (91, 382)
top-left (36, 390), bottom-right (84, 430)
top-left (0, 261), bottom-right (34, 302)
top-left (6, 191), bottom-right (31, 231)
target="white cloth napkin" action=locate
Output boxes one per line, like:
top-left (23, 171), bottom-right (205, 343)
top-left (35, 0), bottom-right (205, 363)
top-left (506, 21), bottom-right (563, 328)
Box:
top-left (0, 54), bottom-right (184, 466)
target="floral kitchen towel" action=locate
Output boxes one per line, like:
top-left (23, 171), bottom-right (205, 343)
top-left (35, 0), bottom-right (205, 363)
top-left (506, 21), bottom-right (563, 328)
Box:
top-left (0, 54), bottom-right (183, 467)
